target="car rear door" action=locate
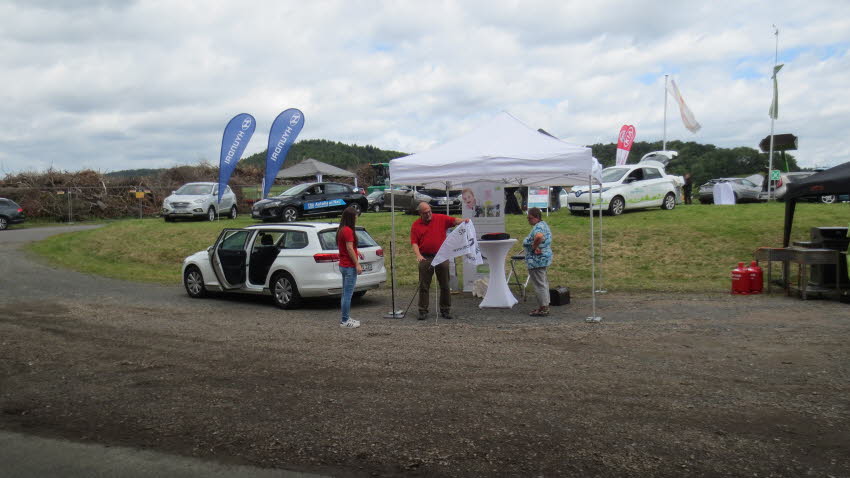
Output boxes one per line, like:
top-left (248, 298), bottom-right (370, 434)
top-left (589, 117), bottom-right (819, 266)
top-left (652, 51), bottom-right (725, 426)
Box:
top-left (324, 183), bottom-right (352, 215)
top-left (211, 229), bottom-right (252, 289)
top-left (642, 167), bottom-right (667, 206)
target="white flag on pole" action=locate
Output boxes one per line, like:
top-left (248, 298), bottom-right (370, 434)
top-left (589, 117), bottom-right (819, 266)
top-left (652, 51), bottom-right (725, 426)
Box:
top-left (666, 78), bottom-right (701, 133)
top-left (431, 221), bottom-right (483, 266)
top-left (769, 64), bottom-right (784, 119)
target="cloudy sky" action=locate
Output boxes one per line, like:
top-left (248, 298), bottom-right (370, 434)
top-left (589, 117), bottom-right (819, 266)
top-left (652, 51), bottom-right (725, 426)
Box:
top-left (2, 0), bottom-right (849, 174)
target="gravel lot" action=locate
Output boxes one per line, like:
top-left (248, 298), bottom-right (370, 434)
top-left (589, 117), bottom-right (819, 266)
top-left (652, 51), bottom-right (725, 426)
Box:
top-left (1, 226), bottom-right (849, 477)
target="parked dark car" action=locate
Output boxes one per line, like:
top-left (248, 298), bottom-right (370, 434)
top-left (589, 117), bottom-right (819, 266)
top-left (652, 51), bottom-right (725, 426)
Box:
top-left (698, 176), bottom-right (764, 204)
top-left (0, 198), bottom-right (26, 230)
top-left (251, 182), bottom-right (368, 222)
top-left (366, 190), bottom-right (385, 212)
top-left (420, 188), bottom-right (462, 214)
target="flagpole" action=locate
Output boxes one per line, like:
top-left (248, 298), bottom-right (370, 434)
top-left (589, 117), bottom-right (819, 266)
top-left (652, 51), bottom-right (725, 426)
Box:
top-left (767, 25), bottom-right (779, 201)
top-left (663, 74), bottom-right (668, 151)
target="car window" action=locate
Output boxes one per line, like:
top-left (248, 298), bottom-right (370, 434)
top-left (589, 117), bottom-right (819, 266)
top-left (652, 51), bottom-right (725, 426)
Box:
top-left (318, 228), bottom-right (379, 250)
top-left (279, 184), bottom-right (311, 197)
top-left (643, 168), bottom-right (662, 180)
top-left (601, 168), bottom-right (629, 182)
top-left (324, 184), bottom-right (347, 194)
top-left (251, 232), bottom-right (284, 251)
top-left (219, 230), bottom-right (251, 251)
top-left (0, 199), bottom-right (8, 207)
top-left (626, 168), bottom-right (645, 182)
top-left (741, 179), bottom-right (755, 187)
top-left (282, 230), bottom-right (309, 249)
top-left (176, 184), bottom-right (213, 195)
top-left (225, 186), bottom-right (233, 194)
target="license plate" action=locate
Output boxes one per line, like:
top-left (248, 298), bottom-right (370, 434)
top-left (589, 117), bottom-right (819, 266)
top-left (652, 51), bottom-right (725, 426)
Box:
top-left (571, 205), bottom-right (586, 210)
top-left (362, 262), bottom-right (373, 272)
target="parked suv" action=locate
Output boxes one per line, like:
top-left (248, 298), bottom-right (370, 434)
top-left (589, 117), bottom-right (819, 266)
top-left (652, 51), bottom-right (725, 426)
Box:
top-left (251, 182), bottom-right (368, 222)
top-left (162, 182), bottom-right (238, 222)
top-left (0, 198), bottom-right (26, 230)
top-left (182, 222), bottom-right (386, 308)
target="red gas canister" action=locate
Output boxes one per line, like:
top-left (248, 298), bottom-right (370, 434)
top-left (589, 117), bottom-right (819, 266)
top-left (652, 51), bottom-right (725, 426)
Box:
top-left (747, 261), bottom-right (763, 294)
top-left (731, 262), bottom-right (750, 295)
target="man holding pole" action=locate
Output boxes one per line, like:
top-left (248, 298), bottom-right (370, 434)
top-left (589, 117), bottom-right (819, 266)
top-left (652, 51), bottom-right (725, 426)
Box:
top-left (411, 202), bottom-right (468, 320)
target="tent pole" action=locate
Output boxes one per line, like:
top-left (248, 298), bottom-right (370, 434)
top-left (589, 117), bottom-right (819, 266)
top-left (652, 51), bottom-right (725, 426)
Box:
top-left (587, 174), bottom-right (601, 323)
top-left (384, 179), bottom-right (404, 318)
top-left (596, 195), bottom-right (606, 293)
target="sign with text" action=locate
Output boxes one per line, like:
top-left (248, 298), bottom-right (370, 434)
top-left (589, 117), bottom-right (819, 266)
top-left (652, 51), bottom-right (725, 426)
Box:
top-left (527, 187), bottom-right (550, 209)
top-left (461, 181), bottom-right (505, 292)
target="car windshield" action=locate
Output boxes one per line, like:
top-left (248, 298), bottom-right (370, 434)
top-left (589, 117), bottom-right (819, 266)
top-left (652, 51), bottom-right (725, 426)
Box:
top-left (419, 189), bottom-right (460, 197)
top-left (278, 184), bottom-right (312, 197)
top-left (176, 184), bottom-right (212, 195)
top-left (601, 168), bottom-right (629, 182)
top-left (318, 228), bottom-right (380, 250)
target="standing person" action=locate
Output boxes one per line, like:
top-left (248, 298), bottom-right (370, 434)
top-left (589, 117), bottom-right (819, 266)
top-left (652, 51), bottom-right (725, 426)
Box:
top-left (337, 206), bottom-right (362, 328)
top-left (683, 173), bottom-right (693, 205)
top-left (411, 202), bottom-right (468, 320)
top-left (524, 207), bottom-right (553, 317)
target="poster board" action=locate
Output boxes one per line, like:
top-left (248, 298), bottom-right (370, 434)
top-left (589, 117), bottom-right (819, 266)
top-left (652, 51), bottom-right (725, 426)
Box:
top-left (461, 181), bottom-right (505, 292)
top-left (528, 187), bottom-right (549, 209)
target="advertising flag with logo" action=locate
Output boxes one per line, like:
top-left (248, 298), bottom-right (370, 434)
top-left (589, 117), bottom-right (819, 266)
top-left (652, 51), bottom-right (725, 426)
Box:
top-left (218, 113), bottom-right (256, 203)
top-left (615, 125), bottom-right (636, 166)
top-left (431, 221), bottom-right (483, 267)
top-left (263, 108), bottom-right (305, 198)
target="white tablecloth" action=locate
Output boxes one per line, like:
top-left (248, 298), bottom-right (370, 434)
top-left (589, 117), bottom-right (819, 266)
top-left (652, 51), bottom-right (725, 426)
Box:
top-left (478, 239), bottom-right (518, 308)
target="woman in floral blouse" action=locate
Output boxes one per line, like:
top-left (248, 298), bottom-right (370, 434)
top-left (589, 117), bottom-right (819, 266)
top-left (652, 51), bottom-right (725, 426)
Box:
top-left (523, 207), bottom-right (553, 316)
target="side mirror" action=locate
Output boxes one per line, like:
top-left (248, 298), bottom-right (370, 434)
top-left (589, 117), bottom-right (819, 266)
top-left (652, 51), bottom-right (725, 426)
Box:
top-left (172, 190), bottom-right (176, 194)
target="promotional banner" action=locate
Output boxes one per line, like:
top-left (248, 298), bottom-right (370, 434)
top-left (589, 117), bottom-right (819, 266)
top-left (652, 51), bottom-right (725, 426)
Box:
top-left (615, 124), bottom-right (636, 166)
top-left (263, 108), bottom-right (304, 198)
top-left (461, 181), bottom-right (505, 292)
top-left (527, 187), bottom-right (550, 209)
top-left (218, 113), bottom-right (256, 203)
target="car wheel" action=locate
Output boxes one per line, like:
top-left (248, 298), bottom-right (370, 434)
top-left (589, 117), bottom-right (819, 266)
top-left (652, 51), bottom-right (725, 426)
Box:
top-left (281, 206), bottom-right (298, 222)
top-left (207, 207), bottom-right (216, 222)
top-left (350, 203), bottom-right (362, 216)
top-left (0, 216), bottom-right (8, 230)
top-left (184, 266), bottom-right (207, 298)
top-left (372, 203), bottom-right (381, 212)
top-left (229, 205), bottom-right (238, 219)
top-left (164, 216), bottom-right (173, 222)
top-left (661, 193), bottom-right (676, 210)
top-left (607, 196), bottom-right (625, 216)
top-left (271, 272), bottom-right (302, 309)
top-left (821, 195), bottom-right (837, 204)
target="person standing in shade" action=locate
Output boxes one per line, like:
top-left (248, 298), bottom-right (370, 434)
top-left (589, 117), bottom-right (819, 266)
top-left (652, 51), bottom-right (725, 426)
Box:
top-left (411, 202), bottom-right (468, 320)
top-left (524, 207), bottom-right (553, 317)
top-left (337, 206), bottom-right (362, 328)
top-left (683, 173), bottom-right (693, 205)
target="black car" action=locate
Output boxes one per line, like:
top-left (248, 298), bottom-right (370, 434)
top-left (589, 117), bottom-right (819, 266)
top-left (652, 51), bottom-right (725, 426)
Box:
top-left (251, 182), bottom-right (368, 222)
top-left (366, 190), bottom-right (385, 212)
top-left (0, 198), bottom-right (26, 230)
top-left (420, 188), bottom-right (462, 214)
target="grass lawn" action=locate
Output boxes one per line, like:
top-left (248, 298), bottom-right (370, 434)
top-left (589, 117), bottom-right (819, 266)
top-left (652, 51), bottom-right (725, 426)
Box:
top-left (26, 202), bottom-right (850, 293)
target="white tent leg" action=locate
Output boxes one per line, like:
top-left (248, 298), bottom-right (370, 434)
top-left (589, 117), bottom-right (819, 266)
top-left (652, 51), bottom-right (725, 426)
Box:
top-left (587, 175), bottom-right (601, 323)
top-left (596, 199), bottom-right (606, 293)
top-left (384, 180), bottom-right (404, 319)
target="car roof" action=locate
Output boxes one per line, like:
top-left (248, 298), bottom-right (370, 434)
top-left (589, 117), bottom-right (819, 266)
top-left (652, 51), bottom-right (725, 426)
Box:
top-left (181, 182), bottom-right (216, 186)
top-left (245, 222), bottom-right (336, 230)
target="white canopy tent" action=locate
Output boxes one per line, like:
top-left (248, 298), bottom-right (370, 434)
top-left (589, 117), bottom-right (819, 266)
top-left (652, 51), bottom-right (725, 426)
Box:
top-left (385, 112), bottom-right (605, 321)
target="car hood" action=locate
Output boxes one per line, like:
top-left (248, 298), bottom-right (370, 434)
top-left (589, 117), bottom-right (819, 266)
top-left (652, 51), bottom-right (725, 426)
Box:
top-left (571, 181), bottom-right (618, 193)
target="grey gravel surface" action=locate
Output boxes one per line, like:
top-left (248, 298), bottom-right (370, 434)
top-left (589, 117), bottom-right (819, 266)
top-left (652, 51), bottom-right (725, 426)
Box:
top-left (1, 225), bottom-right (849, 477)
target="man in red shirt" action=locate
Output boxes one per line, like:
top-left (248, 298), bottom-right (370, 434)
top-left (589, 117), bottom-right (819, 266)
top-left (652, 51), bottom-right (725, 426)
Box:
top-left (411, 202), bottom-right (468, 320)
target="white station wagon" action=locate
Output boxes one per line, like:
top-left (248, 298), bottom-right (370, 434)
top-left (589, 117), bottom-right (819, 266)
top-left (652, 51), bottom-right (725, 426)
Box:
top-left (567, 154), bottom-right (682, 216)
top-left (182, 222), bottom-right (386, 309)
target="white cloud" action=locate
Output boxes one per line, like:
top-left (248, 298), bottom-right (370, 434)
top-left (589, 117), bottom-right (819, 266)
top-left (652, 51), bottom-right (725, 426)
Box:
top-left (2, 0), bottom-right (850, 175)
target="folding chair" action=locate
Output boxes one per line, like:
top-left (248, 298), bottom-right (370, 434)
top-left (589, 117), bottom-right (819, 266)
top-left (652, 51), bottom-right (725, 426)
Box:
top-left (506, 254), bottom-right (530, 301)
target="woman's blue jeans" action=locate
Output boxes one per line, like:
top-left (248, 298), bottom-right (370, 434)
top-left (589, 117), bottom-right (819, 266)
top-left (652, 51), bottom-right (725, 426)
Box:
top-left (340, 266), bottom-right (357, 323)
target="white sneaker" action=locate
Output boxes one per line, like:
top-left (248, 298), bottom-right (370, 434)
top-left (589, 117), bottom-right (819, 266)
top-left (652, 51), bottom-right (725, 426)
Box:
top-left (340, 319), bottom-right (360, 328)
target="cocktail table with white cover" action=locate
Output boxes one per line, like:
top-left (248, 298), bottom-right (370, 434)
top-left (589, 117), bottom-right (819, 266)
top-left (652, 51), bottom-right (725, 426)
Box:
top-left (478, 239), bottom-right (518, 308)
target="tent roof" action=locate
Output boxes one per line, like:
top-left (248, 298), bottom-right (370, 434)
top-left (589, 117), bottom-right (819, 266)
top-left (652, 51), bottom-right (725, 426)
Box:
top-left (276, 158), bottom-right (355, 179)
top-left (785, 162), bottom-right (850, 200)
top-left (389, 112), bottom-right (602, 187)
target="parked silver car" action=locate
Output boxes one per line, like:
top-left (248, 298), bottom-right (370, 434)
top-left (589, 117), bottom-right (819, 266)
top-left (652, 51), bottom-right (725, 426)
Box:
top-left (698, 175), bottom-right (764, 204)
top-left (162, 182), bottom-right (238, 221)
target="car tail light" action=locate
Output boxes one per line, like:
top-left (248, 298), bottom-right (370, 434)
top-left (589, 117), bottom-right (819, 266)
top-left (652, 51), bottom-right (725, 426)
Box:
top-left (313, 253), bottom-right (340, 263)
top-left (375, 249), bottom-right (384, 257)
top-left (17, 208), bottom-right (23, 213)
top-left (775, 178), bottom-right (783, 188)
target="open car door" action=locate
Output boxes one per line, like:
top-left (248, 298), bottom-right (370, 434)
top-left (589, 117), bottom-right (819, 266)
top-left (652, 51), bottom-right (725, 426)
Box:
top-left (210, 229), bottom-right (252, 289)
